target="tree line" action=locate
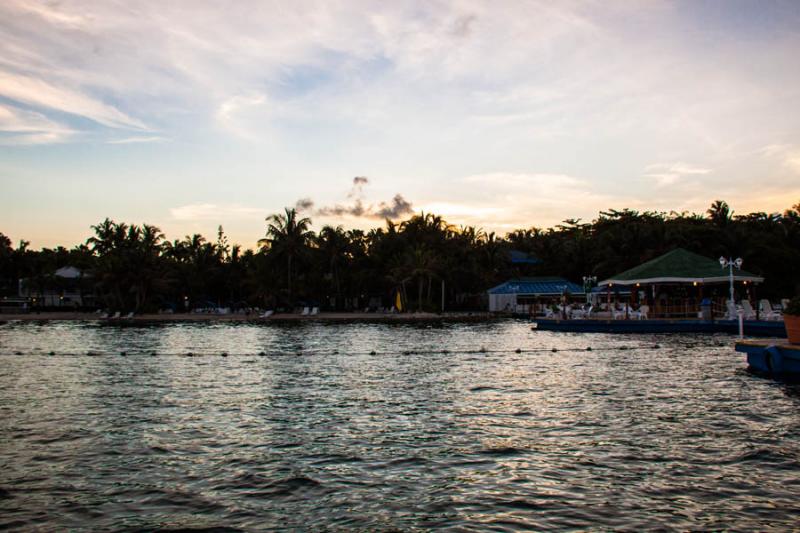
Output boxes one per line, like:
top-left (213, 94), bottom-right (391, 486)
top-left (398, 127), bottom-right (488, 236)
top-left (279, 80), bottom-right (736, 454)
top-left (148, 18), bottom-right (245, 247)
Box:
top-left (1, 200), bottom-right (799, 313)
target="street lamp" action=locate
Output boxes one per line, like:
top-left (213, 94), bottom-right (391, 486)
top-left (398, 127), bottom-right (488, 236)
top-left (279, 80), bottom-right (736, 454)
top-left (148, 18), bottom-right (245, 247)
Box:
top-left (719, 256), bottom-right (743, 305)
top-left (582, 276), bottom-right (596, 304)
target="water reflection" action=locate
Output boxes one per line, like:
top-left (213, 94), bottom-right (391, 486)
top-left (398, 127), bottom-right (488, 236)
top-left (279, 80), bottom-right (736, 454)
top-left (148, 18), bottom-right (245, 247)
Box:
top-left (1, 321), bottom-right (799, 530)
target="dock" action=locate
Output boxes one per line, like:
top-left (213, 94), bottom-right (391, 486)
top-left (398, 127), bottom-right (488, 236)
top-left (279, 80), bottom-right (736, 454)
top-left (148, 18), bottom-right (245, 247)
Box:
top-left (735, 340), bottom-right (800, 375)
top-left (533, 318), bottom-right (787, 337)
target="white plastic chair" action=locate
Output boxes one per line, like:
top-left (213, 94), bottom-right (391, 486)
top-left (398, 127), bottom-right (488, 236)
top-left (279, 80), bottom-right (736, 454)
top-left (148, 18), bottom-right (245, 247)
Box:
top-left (725, 300), bottom-right (739, 320)
top-left (301, 307), bottom-right (310, 315)
top-left (741, 300), bottom-right (757, 320)
top-left (639, 305), bottom-right (649, 320)
top-left (310, 307), bottom-right (319, 315)
top-left (759, 299), bottom-right (781, 321)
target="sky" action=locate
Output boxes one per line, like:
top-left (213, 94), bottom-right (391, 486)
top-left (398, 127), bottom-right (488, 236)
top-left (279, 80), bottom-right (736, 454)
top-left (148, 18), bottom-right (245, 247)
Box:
top-left (1, 0), bottom-right (799, 249)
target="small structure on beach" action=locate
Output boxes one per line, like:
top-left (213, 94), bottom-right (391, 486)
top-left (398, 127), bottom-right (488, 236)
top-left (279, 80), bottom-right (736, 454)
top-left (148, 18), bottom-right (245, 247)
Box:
top-left (598, 248), bottom-right (764, 318)
top-left (488, 277), bottom-right (584, 313)
top-left (18, 266), bottom-right (93, 308)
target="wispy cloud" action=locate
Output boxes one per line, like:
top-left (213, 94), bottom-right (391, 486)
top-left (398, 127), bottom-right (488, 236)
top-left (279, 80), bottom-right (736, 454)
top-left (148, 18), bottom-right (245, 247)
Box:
top-left (0, 103), bottom-right (75, 145)
top-left (170, 203), bottom-right (264, 221)
top-left (0, 70), bottom-right (147, 130)
top-left (106, 136), bottom-right (167, 144)
top-left (644, 163), bottom-right (712, 187)
top-left (758, 144), bottom-right (800, 174)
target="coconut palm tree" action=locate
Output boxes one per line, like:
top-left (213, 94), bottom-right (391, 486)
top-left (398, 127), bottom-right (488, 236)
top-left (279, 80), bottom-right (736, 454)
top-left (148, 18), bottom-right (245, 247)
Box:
top-left (259, 208), bottom-right (313, 306)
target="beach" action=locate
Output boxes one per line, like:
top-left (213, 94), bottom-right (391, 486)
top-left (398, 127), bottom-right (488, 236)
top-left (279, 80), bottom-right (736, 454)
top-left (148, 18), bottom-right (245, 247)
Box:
top-left (0, 311), bottom-right (499, 323)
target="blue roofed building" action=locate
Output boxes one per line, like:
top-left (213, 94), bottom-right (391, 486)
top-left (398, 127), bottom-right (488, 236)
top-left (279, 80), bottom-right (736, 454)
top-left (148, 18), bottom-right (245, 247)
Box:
top-left (488, 277), bottom-right (585, 313)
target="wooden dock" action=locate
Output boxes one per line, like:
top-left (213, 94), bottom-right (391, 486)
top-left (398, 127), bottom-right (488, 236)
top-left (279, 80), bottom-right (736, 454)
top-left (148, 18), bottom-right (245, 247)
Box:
top-left (735, 340), bottom-right (800, 375)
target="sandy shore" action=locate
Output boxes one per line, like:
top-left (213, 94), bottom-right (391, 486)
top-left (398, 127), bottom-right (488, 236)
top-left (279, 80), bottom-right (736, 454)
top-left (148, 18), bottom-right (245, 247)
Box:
top-left (0, 311), bottom-right (501, 323)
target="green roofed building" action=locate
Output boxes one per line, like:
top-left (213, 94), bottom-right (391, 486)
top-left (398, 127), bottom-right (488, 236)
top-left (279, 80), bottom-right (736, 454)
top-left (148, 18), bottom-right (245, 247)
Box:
top-left (597, 248), bottom-right (764, 319)
top-left (599, 248), bottom-right (763, 286)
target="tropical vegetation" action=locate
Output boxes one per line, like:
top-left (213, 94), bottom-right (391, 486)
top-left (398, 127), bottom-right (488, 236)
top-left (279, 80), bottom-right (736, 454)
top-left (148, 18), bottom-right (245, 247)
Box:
top-left (1, 200), bottom-right (799, 313)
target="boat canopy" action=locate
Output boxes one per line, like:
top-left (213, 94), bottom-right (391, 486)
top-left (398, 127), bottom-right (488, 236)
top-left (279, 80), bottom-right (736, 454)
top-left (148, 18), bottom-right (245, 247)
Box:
top-left (599, 248), bottom-right (764, 286)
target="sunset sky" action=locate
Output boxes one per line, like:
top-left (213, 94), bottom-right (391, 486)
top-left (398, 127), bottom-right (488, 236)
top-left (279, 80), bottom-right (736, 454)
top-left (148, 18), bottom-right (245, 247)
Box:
top-left (2, 0), bottom-right (799, 248)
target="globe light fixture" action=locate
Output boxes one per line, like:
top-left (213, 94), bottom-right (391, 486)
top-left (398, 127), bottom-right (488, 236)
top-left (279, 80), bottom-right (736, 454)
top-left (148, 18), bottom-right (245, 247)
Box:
top-left (719, 256), bottom-right (743, 306)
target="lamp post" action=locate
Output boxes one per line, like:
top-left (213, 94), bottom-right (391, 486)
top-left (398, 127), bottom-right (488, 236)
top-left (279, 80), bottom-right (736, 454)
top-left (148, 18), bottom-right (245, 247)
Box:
top-left (720, 256), bottom-right (744, 338)
top-left (719, 256), bottom-right (743, 305)
top-left (582, 276), bottom-right (596, 305)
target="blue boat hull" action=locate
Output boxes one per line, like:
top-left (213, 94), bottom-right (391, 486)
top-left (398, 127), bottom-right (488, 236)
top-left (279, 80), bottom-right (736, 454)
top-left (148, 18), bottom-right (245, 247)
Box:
top-left (534, 319), bottom-right (787, 337)
top-left (735, 341), bottom-right (800, 376)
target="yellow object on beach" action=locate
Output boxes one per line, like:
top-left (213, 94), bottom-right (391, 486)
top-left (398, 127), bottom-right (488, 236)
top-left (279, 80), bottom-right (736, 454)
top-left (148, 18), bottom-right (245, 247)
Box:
top-left (395, 291), bottom-right (403, 312)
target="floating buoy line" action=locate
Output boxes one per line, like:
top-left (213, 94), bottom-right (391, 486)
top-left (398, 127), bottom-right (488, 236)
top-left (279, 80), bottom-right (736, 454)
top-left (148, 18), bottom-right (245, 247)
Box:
top-left (0, 343), bottom-right (730, 358)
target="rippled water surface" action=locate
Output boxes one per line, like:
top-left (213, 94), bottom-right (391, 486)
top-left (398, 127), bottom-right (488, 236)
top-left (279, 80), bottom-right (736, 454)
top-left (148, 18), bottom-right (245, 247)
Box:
top-left (1, 320), bottom-right (799, 531)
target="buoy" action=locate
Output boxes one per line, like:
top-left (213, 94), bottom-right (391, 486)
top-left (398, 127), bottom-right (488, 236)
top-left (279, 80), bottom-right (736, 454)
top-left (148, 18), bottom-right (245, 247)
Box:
top-left (150, 351), bottom-right (156, 356)
top-left (258, 351), bottom-right (266, 356)
top-left (186, 352), bottom-right (194, 357)
top-left (403, 350), bottom-right (411, 355)
top-left (120, 351), bottom-right (126, 356)
top-left (552, 348), bottom-right (558, 352)
top-left (479, 347), bottom-right (487, 353)
top-left (369, 350), bottom-right (376, 355)
top-left (586, 347), bottom-right (592, 351)
top-left (14, 351), bottom-right (22, 355)
top-left (442, 349), bottom-right (449, 354)
top-left (515, 348), bottom-right (521, 353)
top-left (653, 344), bottom-right (660, 349)
top-left (49, 351), bottom-right (55, 356)
top-left (221, 352), bottom-right (228, 357)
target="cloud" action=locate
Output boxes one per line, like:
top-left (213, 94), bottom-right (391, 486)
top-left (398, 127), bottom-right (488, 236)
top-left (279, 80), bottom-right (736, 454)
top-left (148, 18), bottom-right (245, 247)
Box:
top-left (0, 70), bottom-right (147, 130)
top-left (0, 103), bottom-right (75, 144)
top-left (644, 163), bottom-right (712, 187)
top-left (294, 198), bottom-right (315, 211)
top-left (297, 177), bottom-right (415, 220)
top-left (450, 172), bottom-right (632, 230)
top-left (215, 93), bottom-right (268, 140)
top-left (106, 136), bottom-right (167, 144)
top-left (759, 144), bottom-right (800, 175)
top-left (170, 203), bottom-right (264, 221)
top-left (348, 176), bottom-right (369, 198)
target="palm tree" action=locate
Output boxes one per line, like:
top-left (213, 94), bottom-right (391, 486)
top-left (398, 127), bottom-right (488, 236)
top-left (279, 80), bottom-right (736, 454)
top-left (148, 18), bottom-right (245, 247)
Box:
top-left (707, 200), bottom-right (732, 228)
top-left (259, 207), bottom-right (313, 305)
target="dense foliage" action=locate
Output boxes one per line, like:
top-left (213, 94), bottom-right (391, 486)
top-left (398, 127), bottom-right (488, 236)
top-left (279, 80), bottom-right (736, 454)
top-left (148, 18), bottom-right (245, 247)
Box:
top-left (2, 201), bottom-right (799, 312)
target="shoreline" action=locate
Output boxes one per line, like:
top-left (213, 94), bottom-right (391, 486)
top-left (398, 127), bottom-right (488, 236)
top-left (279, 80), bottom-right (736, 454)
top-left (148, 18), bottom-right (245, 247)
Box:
top-left (0, 311), bottom-right (502, 323)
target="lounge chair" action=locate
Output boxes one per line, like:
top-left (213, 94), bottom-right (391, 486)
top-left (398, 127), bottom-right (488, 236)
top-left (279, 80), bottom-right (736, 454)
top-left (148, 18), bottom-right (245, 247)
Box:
top-left (260, 310), bottom-right (274, 318)
top-left (310, 307), bottom-right (319, 315)
top-left (725, 300), bottom-right (740, 320)
top-left (759, 299), bottom-right (782, 321)
top-left (111, 311), bottom-right (121, 319)
top-left (741, 300), bottom-right (757, 320)
top-left (301, 307), bottom-right (310, 315)
top-left (125, 312), bottom-right (134, 319)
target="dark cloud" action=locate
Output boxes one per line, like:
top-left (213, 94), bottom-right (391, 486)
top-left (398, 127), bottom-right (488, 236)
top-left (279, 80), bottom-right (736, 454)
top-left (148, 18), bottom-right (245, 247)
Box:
top-left (374, 194), bottom-right (414, 219)
top-left (295, 197), bottom-right (315, 211)
top-left (294, 177), bottom-right (414, 220)
top-left (348, 176), bottom-right (369, 198)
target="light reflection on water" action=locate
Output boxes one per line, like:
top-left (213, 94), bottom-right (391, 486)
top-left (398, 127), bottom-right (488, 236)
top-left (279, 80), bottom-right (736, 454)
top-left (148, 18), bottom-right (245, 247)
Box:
top-left (1, 320), bottom-right (799, 530)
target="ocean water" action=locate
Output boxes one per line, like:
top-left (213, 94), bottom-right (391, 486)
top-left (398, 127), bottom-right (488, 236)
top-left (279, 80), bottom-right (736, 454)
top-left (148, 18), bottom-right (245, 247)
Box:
top-left (0, 320), bottom-right (799, 531)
